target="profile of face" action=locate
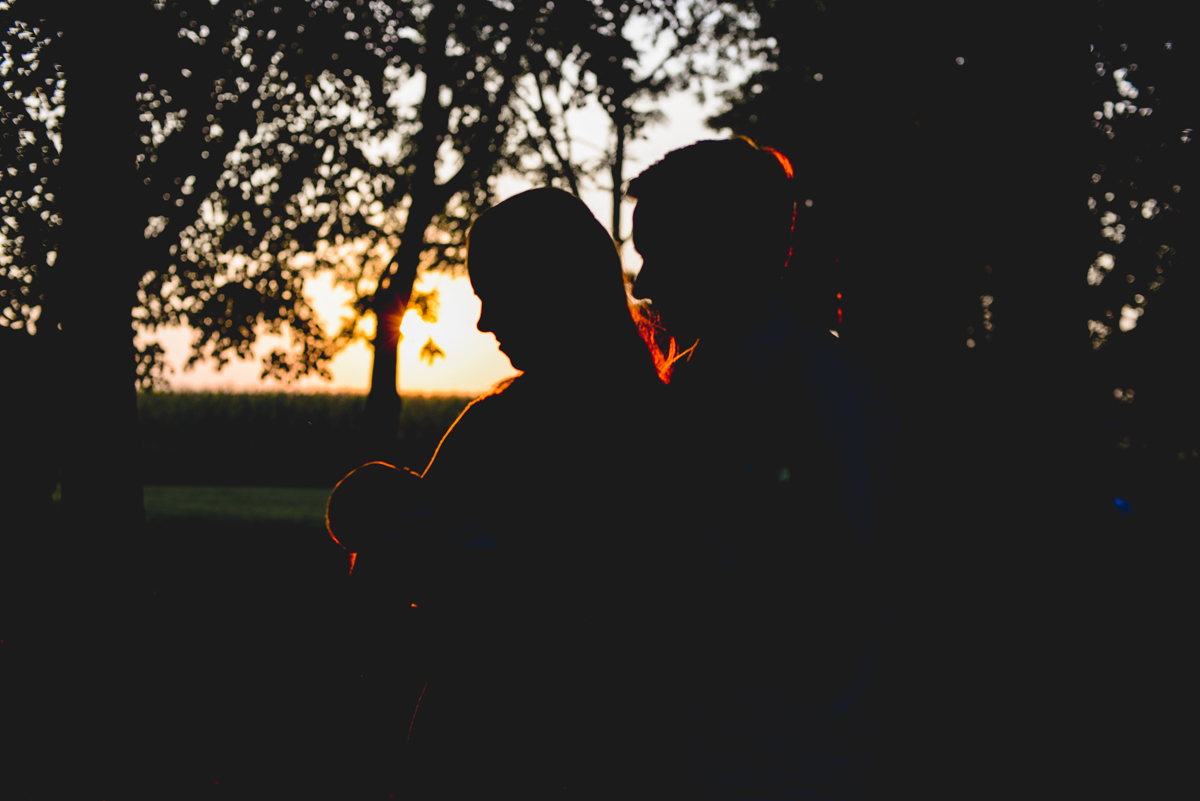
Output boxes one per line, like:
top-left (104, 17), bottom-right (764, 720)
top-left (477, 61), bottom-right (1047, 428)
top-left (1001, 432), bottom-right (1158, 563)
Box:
top-left (631, 195), bottom-right (725, 340)
top-left (468, 247), bottom-right (549, 372)
top-left (466, 187), bottom-right (628, 375)
top-left (628, 138), bottom-right (797, 344)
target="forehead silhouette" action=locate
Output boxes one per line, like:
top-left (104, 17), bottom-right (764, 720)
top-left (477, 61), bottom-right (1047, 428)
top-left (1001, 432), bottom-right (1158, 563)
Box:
top-left (467, 187), bottom-right (626, 308)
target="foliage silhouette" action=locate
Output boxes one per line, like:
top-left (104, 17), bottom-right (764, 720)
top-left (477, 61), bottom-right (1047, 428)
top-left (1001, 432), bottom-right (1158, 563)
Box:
top-left (707, 0), bottom-right (1196, 455)
top-left (4, 1), bottom-right (768, 447)
top-left (1083, 2), bottom-right (1198, 460)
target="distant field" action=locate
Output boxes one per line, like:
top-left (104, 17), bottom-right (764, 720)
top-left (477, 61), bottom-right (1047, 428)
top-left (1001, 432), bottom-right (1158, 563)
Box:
top-left (137, 391), bottom-right (474, 486)
top-left (144, 485), bottom-right (331, 528)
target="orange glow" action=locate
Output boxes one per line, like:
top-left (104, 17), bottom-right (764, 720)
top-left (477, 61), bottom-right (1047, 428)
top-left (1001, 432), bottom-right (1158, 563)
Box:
top-left (348, 552), bottom-right (358, 576)
top-left (411, 603), bottom-right (418, 607)
top-left (757, 144), bottom-right (796, 270)
top-left (836, 292), bottom-right (842, 299)
top-left (837, 308), bottom-right (843, 324)
top-left (408, 682), bottom-right (428, 742)
top-left (378, 304), bottom-right (404, 348)
top-left (763, 146), bottom-right (795, 179)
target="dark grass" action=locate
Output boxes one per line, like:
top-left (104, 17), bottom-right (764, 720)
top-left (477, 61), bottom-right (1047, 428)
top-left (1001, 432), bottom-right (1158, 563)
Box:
top-left (140, 518), bottom-right (393, 798)
top-left (144, 485), bottom-right (331, 527)
top-left (137, 391), bottom-right (474, 487)
top-left (1, 513), bottom-right (420, 799)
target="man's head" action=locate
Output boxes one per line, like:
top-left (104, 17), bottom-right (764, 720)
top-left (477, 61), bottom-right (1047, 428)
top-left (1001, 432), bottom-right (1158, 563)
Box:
top-left (628, 137), bottom-right (795, 341)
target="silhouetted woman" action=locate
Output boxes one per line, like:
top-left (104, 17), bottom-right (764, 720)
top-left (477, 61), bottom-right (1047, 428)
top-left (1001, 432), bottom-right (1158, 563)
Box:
top-left (421, 187), bottom-right (666, 546)
top-left (398, 187), bottom-right (672, 798)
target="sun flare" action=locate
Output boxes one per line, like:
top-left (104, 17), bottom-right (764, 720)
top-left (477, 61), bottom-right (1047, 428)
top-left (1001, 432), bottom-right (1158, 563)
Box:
top-left (399, 307), bottom-right (428, 338)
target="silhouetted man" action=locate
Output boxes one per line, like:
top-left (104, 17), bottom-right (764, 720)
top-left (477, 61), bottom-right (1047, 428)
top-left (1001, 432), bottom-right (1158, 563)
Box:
top-left (628, 137), bottom-right (897, 799)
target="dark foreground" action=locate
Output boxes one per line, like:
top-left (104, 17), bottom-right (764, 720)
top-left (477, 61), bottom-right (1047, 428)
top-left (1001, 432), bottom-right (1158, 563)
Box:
top-left (1, 501), bottom-right (1190, 799)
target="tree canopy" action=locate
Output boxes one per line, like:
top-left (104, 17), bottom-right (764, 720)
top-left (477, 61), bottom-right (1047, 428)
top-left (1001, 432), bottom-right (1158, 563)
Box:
top-left (1083, 2), bottom-right (1198, 457)
top-left (5, 1), bottom-right (762, 414)
top-left (708, 2), bottom-right (1193, 379)
top-left (1, 10), bottom-right (62, 339)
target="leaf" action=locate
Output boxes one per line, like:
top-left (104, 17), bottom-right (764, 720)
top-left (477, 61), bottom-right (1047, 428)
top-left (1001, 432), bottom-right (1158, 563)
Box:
top-left (409, 288), bottom-right (440, 323)
top-left (419, 336), bottom-right (445, 366)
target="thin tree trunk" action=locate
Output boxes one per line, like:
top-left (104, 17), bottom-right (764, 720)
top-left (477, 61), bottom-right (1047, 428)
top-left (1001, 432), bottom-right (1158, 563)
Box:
top-left (533, 70), bottom-right (580, 196)
top-left (610, 106), bottom-right (627, 245)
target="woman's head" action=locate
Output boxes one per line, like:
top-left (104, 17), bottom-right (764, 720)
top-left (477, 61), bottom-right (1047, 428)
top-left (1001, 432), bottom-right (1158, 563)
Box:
top-left (467, 187), bottom-right (637, 373)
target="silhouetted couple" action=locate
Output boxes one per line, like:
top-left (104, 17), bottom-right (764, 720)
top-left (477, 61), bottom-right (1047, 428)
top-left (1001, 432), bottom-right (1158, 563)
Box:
top-left (328, 137), bottom-right (897, 799)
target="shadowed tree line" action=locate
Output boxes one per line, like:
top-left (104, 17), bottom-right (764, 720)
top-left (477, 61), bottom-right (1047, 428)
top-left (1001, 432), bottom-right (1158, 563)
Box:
top-left (700, 1), bottom-right (1195, 794)
top-left (711, 0), bottom-right (1195, 459)
top-left (704, 1), bottom-right (1195, 547)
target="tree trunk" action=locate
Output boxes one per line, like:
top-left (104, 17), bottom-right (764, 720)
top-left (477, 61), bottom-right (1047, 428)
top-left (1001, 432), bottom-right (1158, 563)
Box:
top-left (832, 4), bottom-right (1094, 797)
top-left (31, 5), bottom-right (147, 797)
top-left (363, 179), bottom-right (442, 454)
top-left (363, 207), bottom-right (433, 453)
top-left (969, 13), bottom-right (1098, 796)
top-left (363, 284), bottom-right (405, 448)
top-left (360, 0), bottom-right (532, 454)
top-left (362, 9), bottom-right (460, 453)
top-left (54, 9), bottom-right (145, 596)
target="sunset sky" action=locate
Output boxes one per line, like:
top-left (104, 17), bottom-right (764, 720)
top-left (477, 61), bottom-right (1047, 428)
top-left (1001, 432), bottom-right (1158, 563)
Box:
top-left (145, 86), bottom-right (732, 396)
